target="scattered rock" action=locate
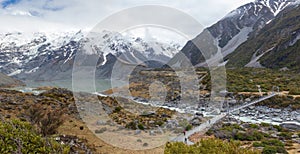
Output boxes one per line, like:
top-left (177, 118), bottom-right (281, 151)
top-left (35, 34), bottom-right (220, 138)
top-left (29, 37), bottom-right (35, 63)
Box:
top-left (191, 118), bottom-right (201, 126)
top-left (96, 120), bottom-right (106, 125)
top-left (149, 130), bottom-right (155, 136)
top-left (135, 130), bottom-right (141, 135)
top-left (296, 116), bottom-right (300, 122)
top-left (280, 122), bottom-right (300, 131)
top-left (95, 127), bottom-right (107, 134)
top-left (245, 98), bottom-right (251, 102)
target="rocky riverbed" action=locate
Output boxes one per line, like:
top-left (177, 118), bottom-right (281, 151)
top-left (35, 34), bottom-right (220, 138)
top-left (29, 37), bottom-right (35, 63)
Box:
top-left (230, 106), bottom-right (300, 130)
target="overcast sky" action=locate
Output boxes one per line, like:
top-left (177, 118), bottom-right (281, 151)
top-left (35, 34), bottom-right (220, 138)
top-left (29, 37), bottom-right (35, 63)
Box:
top-left (0, 0), bottom-right (255, 33)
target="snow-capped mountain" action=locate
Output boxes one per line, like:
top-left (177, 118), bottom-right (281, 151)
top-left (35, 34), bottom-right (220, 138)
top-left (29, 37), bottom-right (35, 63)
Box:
top-left (170, 0), bottom-right (297, 67)
top-left (0, 31), bottom-right (82, 76)
top-left (0, 30), bottom-right (181, 81)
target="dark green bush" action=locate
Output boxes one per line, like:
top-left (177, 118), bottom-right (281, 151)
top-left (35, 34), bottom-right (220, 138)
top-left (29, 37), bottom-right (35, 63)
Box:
top-left (278, 132), bottom-right (293, 140)
top-left (138, 123), bottom-right (145, 130)
top-left (185, 124), bottom-right (193, 131)
top-left (262, 146), bottom-right (287, 154)
top-left (155, 120), bottom-right (164, 126)
top-left (114, 106), bottom-right (122, 113)
top-left (249, 124), bottom-right (259, 129)
top-left (253, 142), bottom-right (263, 147)
top-left (260, 122), bottom-right (270, 127)
top-left (234, 131), bottom-right (265, 141)
top-left (262, 146), bottom-right (278, 154)
top-left (0, 119), bottom-right (69, 154)
top-left (273, 125), bottom-right (283, 132)
top-left (165, 138), bottom-right (259, 154)
top-left (125, 121), bottom-right (137, 130)
top-left (261, 139), bottom-right (285, 147)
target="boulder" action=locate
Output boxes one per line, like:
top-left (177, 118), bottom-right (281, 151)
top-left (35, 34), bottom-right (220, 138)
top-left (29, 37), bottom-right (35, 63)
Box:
top-left (149, 130), bottom-right (155, 136)
top-left (280, 122), bottom-right (300, 131)
top-left (245, 98), bottom-right (251, 102)
top-left (96, 120), bottom-right (106, 125)
top-left (296, 115), bottom-right (300, 122)
top-left (191, 118), bottom-right (201, 126)
top-left (135, 130), bottom-right (141, 135)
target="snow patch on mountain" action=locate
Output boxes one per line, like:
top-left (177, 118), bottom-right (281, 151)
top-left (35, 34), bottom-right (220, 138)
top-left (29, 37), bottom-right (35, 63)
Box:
top-left (224, 0), bottom-right (296, 20)
top-left (256, 0), bottom-right (296, 16)
top-left (0, 30), bottom-right (181, 79)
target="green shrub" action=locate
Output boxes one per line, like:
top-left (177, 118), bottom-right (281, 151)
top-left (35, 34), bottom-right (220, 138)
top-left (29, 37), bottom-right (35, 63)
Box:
top-left (249, 124), bottom-right (259, 129)
top-left (0, 119), bottom-right (69, 154)
top-left (206, 129), bottom-right (213, 136)
top-left (125, 121), bottom-right (137, 130)
top-left (273, 125), bottom-right (283, 132)
top-left (253, 142), bottom-right (264, 147)
top-left (262, 146), bottom-right (287, 154)
top-left (114, 106), bottom-right (122, 113)
top-left (278, 132), bottom-right (292, 140)
top-left (138, 123), bottom-right (145, 130)
top-left (234, 131), bottom-right (265, 141)
top-left (262, 139), bottom-right (285, 147)
top-left (289, 87), bottom-right (300, 95)
top-left (164, 138), bottom-right (259, 154)
top-left (221, 123), bottom-right (244, 131)
top-left (185, 124), bottom-right (193, 131)
top-left (155, 120), bottom-right (164, 126)
top-left (261, 122), bottom-right (270, 127)
top-left (262, 146), bottom-right (278, 154)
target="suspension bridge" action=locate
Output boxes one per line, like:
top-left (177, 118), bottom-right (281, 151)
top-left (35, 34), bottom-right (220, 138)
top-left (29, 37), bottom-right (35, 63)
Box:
top-left (172, 87), bottom-right (280, 145)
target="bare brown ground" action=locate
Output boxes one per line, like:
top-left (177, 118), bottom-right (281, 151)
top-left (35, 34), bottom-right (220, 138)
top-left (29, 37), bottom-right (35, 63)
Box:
top-left (58, 117), bottom-right (165, 154)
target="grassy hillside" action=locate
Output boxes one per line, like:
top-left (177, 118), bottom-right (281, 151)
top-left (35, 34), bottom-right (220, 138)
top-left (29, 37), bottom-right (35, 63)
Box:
top-left (201, 68), bottom-right (300, 93)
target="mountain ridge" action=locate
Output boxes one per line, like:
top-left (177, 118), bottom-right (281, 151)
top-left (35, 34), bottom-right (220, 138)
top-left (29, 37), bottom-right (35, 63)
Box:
top-left (170, 0), bottom-right (297, 67)
top-left (0, 30), bottom-right (181, 81)
top-left (226, 3), bottom-right (300, 71)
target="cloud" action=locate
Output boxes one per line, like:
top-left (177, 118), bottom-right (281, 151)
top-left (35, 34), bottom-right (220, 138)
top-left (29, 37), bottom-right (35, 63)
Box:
top-left (0, 0), bottom-right (254, 33)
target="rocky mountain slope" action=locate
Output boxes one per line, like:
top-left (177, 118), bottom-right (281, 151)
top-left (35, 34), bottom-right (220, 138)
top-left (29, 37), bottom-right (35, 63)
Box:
top-left (0, 31), bottom-right (181, 81)
top-left (0, 72), bottom-right (24, 87)
top-left (226, 2), bottom-right (300, 71)
top-left (170, 0), bottom-right (297, 67)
